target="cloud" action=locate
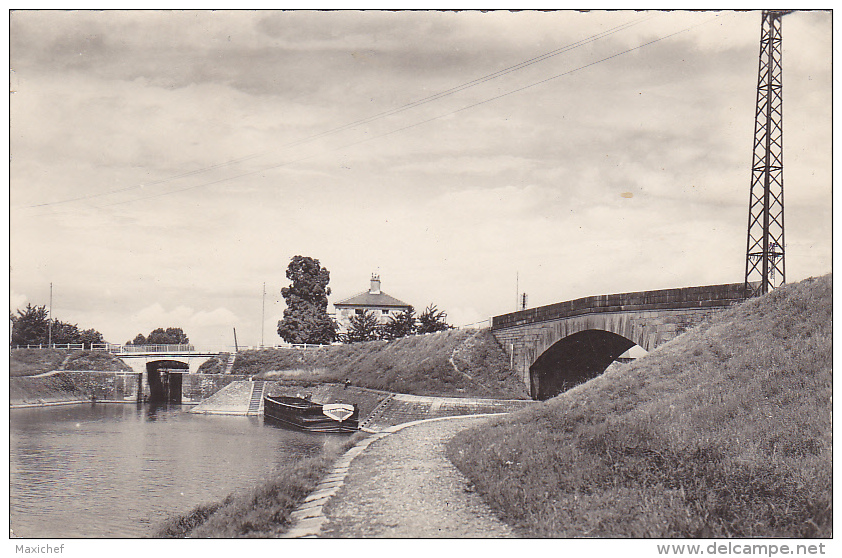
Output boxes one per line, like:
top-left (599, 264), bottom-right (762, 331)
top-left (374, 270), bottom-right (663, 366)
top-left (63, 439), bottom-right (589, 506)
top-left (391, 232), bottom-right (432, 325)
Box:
top-left (10, 290), bottom-right (28, 311)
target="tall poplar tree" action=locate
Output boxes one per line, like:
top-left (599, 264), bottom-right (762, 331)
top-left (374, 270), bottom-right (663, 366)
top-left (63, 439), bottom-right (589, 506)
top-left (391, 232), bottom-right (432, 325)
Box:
top-left (276, 255), bottom-right (337, 344)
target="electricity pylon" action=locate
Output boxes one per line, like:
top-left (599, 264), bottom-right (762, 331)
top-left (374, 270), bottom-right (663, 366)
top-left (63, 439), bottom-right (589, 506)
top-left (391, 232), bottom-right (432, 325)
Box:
top-left (744, 10), bottom-right (792, 297)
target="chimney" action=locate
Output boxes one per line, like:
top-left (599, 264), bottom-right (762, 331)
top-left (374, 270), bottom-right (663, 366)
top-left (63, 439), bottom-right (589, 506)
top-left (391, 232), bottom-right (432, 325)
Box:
top-left (369, 273), bottom-right (381, 294)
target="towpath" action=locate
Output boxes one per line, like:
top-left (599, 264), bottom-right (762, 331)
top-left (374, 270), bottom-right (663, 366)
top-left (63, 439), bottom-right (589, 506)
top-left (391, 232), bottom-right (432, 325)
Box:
top-left (286, 415), bottom-right (518, 538)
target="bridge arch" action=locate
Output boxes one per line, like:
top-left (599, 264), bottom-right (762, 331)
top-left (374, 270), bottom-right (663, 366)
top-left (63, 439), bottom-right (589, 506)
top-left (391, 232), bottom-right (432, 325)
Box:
top-left (146, 360), bottom-right (188, 403)
top-left (491, 283), bottom-right (748, 399)
top-left (529, 329), bottom-right (635, 400)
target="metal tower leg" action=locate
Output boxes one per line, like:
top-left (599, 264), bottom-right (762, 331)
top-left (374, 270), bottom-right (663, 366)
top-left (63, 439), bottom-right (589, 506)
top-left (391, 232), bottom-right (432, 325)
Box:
top-left (745, 10), bottom-right (788, 297)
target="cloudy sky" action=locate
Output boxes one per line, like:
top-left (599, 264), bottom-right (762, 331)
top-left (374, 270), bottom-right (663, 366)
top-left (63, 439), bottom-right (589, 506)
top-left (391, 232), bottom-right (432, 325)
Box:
top-left (8, 9), bottom-right (832, 350)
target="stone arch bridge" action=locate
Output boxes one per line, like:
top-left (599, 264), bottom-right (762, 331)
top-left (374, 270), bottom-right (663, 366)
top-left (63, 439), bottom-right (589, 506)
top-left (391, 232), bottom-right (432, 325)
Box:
top-left (491, 283), bottom-right (748, 400)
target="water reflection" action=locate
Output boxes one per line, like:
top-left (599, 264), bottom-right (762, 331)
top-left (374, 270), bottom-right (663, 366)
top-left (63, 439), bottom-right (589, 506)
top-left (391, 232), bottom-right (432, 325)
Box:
top-left (10, 403), bottom-right (339, 538)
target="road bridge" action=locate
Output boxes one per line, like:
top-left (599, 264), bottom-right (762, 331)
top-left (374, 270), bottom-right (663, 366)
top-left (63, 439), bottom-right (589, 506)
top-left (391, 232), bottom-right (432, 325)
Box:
top-left (92, 344), bottom-right (222, 402)
top-left (491, 283), bottom-right (748, 400)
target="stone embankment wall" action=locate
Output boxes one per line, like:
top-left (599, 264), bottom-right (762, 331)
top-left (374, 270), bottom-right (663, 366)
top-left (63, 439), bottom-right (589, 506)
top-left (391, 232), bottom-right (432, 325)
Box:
top-left (191, 380), bottom-right (537, 429)
top-left (9, 371), bottom-right (248, 407)
top-left (191, 381), bottom-right (392, 417)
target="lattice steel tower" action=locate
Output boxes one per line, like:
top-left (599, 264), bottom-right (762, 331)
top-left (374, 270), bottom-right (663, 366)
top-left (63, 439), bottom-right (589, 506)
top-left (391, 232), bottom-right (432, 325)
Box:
top-left (745, 10), bottom-right (791, 297)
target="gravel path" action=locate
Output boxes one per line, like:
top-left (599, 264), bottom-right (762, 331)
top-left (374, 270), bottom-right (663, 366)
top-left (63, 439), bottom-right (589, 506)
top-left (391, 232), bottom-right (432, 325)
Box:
top-left (319, 416), bottom-right (516, 538)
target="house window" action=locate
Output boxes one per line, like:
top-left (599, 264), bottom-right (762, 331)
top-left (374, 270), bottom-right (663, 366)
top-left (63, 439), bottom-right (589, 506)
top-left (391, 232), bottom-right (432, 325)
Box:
top-left (355, 309), bottom-right (364, 315)
top-left (382, 309), bottom-right (389, 314)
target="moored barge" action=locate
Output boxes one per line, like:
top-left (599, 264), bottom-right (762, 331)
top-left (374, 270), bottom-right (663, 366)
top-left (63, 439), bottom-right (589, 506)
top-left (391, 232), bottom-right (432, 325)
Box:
top-left (263, 395), bottom-right (359, 433)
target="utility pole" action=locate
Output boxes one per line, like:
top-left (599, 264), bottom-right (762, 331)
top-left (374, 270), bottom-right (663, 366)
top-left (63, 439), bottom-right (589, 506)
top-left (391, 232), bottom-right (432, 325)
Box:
top-left (233, 327), bottom-right (239, 353)
top-left (261, 282), bottom-right (266, 349)
top-left (515, 271), bottom-right (519, 312)
top-left (745, 10), bottom-right (791, 297)
top-left (47, 282), bottom-right (52, 347)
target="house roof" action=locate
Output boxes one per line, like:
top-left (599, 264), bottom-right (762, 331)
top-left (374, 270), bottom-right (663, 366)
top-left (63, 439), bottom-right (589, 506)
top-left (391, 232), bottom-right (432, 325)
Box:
top-left (334, 290), bottom-right (411, 308)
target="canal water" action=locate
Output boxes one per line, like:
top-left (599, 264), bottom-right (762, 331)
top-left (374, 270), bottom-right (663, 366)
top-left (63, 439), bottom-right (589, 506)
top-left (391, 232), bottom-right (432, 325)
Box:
top-left (10, 403), bottom-right (344, 538)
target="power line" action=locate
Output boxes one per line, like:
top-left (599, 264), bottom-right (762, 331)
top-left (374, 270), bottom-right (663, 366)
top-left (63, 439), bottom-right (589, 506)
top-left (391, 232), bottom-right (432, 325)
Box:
top-left (20, 12), bottom-right (659, 211)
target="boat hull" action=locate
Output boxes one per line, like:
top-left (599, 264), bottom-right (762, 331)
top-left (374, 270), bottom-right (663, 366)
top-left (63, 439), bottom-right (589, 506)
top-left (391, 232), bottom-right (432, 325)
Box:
top-left (263, 395), bottom-right (359, 433)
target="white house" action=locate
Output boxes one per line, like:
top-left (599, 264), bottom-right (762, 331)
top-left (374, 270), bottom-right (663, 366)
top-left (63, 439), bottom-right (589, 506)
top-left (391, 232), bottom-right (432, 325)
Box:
top-left (333, 274), bottom-right (412, 333)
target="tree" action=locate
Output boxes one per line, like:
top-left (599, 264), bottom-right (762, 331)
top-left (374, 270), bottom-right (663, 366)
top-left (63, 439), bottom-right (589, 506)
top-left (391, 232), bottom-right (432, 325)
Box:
top-left (343, 310), bottom-right (381, 343)
top-left (417, 304), bottom-right (453, 334)
top-left (128, 334), bottom-right (147, 345)
top-left (147, 327), bottom-right (189, 344)
top-left (127, 328), bottom-right (189, 345)
top-left (49, 320), bottom-right (81, 345)
top-left (277, 255), bottom-right (337, 344)
top-left (10, 304), bottom-right (105, 348)
top-left (10, 304), bottom-right (49, 346)
top-left (380, 306), bottom-right (416, 340)
top-left (77, 328), bottom-right (104, 348)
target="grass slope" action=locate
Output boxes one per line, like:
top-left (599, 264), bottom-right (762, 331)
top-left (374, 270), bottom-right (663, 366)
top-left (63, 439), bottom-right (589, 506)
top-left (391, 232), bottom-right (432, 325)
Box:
top-left (9, 349), bottom-right (70, 377)
top-left (10, 348), bottom-right (131, 376)
top-left (197, 352), bottom-right (231, 374)
top-left (64, 350), bottom-right (132, 371)
top-left (238, 329), bottom-right (527, 399)
top-left (447, 275), bottom-right (832, 538)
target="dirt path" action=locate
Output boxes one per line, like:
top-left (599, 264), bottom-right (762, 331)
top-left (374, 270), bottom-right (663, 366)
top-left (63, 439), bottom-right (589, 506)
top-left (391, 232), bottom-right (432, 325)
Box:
top-left (318, 416), bottom-right (516, 538)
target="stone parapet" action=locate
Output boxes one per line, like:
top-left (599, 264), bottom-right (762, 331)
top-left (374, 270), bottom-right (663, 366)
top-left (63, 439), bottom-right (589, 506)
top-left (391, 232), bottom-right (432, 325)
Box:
top-left (492, 289), bottom-right (742, 397)
top-left (493, 283), bottom-right (747, 330)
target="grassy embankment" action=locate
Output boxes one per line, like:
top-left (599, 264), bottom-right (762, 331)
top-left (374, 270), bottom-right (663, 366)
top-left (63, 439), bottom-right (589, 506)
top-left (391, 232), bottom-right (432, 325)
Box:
top-left (154, 432), bottom-right (366, 538)
top-left (447, 275), bottom-right (832, 538)
top-left (10, 348), bottom-right (131, 376)
top-left (10, 348), bottom-right (71, 377)
top-left (63, 350), bottom-right (133, 371)
top-left (10, 349), bottom-right (132, 403)
top-left (220, 328), bottom-right (527, 400)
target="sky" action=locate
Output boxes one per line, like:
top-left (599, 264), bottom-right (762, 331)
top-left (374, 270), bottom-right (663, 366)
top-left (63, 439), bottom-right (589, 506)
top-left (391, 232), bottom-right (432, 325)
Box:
top-left (8, 9), bottom-right (833, 351)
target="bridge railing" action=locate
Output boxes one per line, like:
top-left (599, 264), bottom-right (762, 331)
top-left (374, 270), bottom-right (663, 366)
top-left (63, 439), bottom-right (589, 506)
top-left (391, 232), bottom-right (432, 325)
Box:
top-left (90, 343), bottom-right (196, 354)
top-left (13, 343), bottom-right (85, 350)
top-left (254, 343), bottom-right (329, 350)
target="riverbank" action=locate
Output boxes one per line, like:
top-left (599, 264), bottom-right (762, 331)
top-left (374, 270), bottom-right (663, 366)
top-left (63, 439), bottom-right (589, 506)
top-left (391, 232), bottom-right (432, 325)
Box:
top-left (10, 373), bottom-right (91, 406)
top-left (154, 395), bottom-right (535, 537)
top-left (154, 431), bottom-right (368, 538)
